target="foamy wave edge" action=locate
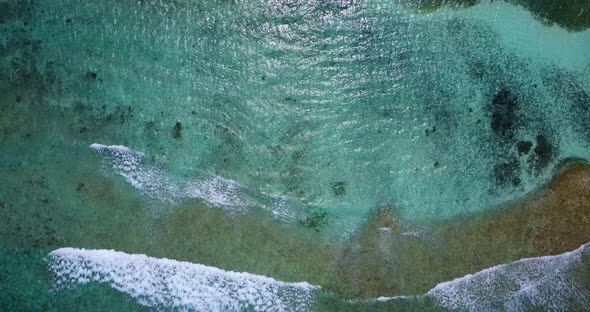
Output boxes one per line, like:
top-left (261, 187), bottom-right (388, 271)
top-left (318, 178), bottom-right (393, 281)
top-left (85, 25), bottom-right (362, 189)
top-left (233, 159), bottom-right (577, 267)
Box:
top-left (426, 242), bottom-right (590, 311)
top-left (88, 143), bottom-right (304, 221)
top-left (89, 142), bottom-right (252, 209)
top-left (47, 248), bottom-right (319, 312)
top-left (46, 242), bottom-right (590, 311)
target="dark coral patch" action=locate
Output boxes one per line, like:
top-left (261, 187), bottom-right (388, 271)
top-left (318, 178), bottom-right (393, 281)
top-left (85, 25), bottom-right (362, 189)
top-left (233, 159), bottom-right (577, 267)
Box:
top-left (490, 88), bottom-right (518, 138)
top-left (516, 140), bottom-right (532, 155)
top-left (516, 0), bottom-right (590, 32)
top-left (493, 158), bottom-right (520, 187)
top-left (425, 126), bottom-right (437, 137)
top-left (533, 134), bottom-right (554, 171)
top-left (332, 181), bottom-right (347, 196)
top-left (85, 71), bottom-right (97, 80)
top-left (408, 0), bottom-right (480, 12)
top-left (411, 0), bottom-right (590, 31)
top-left (300, 208), bottom-right (328, 231)
top-left (172, 121), bottom-right (183, 139)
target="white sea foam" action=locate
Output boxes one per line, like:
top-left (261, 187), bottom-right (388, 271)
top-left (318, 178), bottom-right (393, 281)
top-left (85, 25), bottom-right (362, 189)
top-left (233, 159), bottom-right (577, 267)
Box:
top-left (47, 248), bottom-right (319, 312)
top-left (90, 143), bottom-right (251, 210)
top-left (90, 143), bottom-right (134, 153)
top-left (373, 295), bottom-right (416, 302)
top-left (89, 143), bottom-right (308, 222)
top-left (427, 242), bottom-right (590, 311)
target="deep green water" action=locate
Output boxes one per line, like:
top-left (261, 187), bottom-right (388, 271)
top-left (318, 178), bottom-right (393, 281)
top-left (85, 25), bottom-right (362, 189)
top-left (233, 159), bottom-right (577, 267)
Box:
top-left (1, 0), bottom-right (590, 311)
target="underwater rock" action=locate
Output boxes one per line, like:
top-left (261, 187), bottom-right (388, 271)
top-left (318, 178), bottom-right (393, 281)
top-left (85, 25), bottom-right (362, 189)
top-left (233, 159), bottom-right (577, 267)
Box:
top-left (284, 96), bottom-right (297, 104)
top-left (300, 207), bottom-right (329, 231)
top-left (85, 71), bottom-right (97, 81)
top-left (172, 121), bottom-right (182, 139)
top-left (532, 134), bottom-right (554, 171)
top-left (493, 158), bottom-right (520, 187)
top-left (332, 181), bottom-right (347, 196)
top-left (511, 176), bottom-right (521, 186)
top-left (425, 126), bottom-right (437, 137)
top-left (490, 88), bottom-right (518, 139)
top-left (516, 140), bottom-right (532, 155)
top-left (410, 0), bottom-right (590, 31)
top-left (406, 0), bottom-right (480, 12)
top-left (513, 0), bottom-right (590, 32)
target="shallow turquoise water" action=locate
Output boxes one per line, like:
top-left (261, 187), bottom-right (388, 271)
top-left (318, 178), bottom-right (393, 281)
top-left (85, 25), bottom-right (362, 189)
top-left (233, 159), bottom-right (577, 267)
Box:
top-left (7, 0), bottom-right (590, 226)
top-left (1, 0), bottom-right (590, 310)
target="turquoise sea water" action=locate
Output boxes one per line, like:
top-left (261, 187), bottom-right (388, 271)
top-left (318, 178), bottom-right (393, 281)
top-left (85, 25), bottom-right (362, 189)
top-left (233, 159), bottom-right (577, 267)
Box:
top-left (1, 0), bottom-right (590, 310)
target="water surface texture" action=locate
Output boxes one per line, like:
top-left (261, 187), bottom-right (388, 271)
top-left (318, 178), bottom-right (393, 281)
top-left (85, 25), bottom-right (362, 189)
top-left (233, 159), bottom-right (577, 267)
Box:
top-left (1, 0), bottom-right (590, 311)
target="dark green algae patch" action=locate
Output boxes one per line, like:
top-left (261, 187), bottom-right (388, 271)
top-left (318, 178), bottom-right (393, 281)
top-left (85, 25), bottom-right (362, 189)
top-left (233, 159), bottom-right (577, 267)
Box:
top-left (408, 0), bottom-right (590, 32)
top-left (518, 0), bottom-right (590, 32)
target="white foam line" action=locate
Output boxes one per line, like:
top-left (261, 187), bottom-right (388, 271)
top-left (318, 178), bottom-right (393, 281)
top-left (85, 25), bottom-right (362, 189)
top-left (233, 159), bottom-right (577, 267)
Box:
top-left (363, 243), bottom-right (590, 309)
top-left (426, 242), bottom-right (590, 311)
top-left (89, 143), bottom-right (249, 209)
top-left (383, 295), bottom-right (419, 301)
top-left (369, 295), bottom-right (419, 303)
top-left (90, 143), bottom-right (134, 154)
top-left (88, 143), bottom-right (307, 222)
top-left (47, 248), bottom-right (319, 312)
